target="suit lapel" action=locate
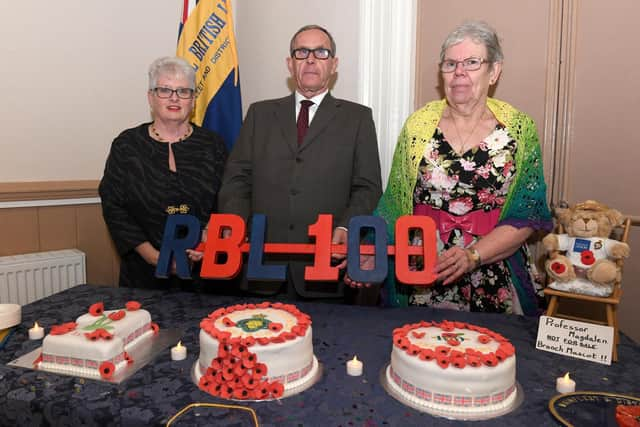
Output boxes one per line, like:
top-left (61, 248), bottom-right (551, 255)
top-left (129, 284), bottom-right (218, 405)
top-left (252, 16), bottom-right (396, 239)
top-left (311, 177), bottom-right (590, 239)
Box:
top-left (274, 94), bottom-right (298, 153)
top-left (301, 93), bottom-right (339, 150)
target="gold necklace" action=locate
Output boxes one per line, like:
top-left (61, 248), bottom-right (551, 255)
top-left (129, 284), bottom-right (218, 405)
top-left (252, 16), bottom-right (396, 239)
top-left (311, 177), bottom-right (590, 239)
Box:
top-left (149, 123), bottom-right (192, 143)
top-left (450, 110), bottom-right (484, 154)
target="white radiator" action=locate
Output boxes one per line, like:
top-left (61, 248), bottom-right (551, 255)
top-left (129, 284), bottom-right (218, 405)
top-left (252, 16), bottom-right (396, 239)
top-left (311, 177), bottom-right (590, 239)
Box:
top-left (0, 249), bottom-right (86, 305)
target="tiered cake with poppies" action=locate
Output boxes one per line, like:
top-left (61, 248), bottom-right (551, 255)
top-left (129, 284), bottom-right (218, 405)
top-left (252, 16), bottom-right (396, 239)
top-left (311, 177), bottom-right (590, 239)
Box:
top-left (36, 301), bottom-right (158, 379)
top-left (195, 302), bottom-right (318, 400)
top-left (386, 320), bottom-right (517, 414)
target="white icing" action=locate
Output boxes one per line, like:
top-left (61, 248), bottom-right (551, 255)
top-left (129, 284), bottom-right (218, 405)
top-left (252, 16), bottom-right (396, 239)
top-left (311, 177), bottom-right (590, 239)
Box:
top-left (39, 308), bottom-right (153, 377)
top-left (197, 306), bottom-right (316, 390)
top-left (389, 324), bottom-right (516, 414)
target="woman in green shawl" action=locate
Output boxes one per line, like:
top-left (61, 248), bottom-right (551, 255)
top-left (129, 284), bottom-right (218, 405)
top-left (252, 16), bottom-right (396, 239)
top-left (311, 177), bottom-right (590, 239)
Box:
top-left (346, 21), bottom-right (552, 315)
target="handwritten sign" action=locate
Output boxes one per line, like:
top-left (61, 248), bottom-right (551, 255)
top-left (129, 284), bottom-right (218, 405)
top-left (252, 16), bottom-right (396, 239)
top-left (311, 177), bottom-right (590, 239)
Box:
top-left (536, 316), bottom-right (614, 365)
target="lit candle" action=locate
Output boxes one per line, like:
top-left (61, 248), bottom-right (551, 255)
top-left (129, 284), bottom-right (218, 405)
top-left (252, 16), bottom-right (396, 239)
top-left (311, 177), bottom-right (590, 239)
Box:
top-left (171, 341), bottom-right (187, 361)
top-left (556, 372), bottom-right (576, 393)
top-left (346, 355), bottom-right (363, 376)
top-left (28, 321), bottom-right (45, 340)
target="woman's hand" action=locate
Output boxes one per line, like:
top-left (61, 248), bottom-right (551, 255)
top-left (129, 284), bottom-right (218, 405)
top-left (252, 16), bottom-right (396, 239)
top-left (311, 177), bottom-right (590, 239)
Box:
top-left (436, 246), bottom-right (473, 285)
top-left (344, 254), bottom-right (376, 288)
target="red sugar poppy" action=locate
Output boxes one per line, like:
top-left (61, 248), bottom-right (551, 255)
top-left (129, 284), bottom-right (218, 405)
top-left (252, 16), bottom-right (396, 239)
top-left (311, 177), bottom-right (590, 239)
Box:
top-left (231, 345), bottom-right (247, 358)
top-left (270, 335), bottom-right (285, 344)
top-left (222, 356), bottom-right (236, 367)
top-left (482, 353), bottom-right (498, 367)
top-left (272, 302), bottom-right (284, 309)
top-left (435, 346), bottom-right (450, 355)
top-left (253, 363), bottom-right (268, 378)
top-left (125, 301), bottom-right (141, 311)
top-left (449, 350), bottom-right (463, 359)
top-left (581, 250), bottom-right (595, 265)
top-left (211, 357), bottom-right (223, 371)
top-left (89, 302), bottom-right (104, 316)
top-left (418, 349), bottom-right (436, 361)
top-left (478, 335), bottom-right (492, 344)
top-left (467, 355), bottom-right (482, 367)
top-left (269, 381), bottom-right (284, 398)
top-left (85, 331), bottom-right (100, 341)
top-left (407, 345), bottom-right (421, 356)
top-left (392, 327), bottom-right (405, 335)
top-left (219, 387), bottom-right (232, 399)
top-left (255, 382), bottom-right (270, 399)
top-left (233, 364), bottom-right (247, 377)
top-left (396, 337), bottom-right (411, 349)
top-left (222, 366), bottom-right (235, 381)
top-left (222, 317), bottom-right (236, 327)
top-left (446, 338), bottom-right (461, 347)
top-left (419, 321), bottom-right (433, 328)
top-left (242, 375), bottom-right (258, 389)
top-left (218, 331), bottom-right (231, 341)
top-left (454, 321), bottom-right (466, 329)
top-left (62, 322), bottom-right (77, 331)
top-left (256, 337), bottom-right (270, 346)
top-left (99, 361), bottom-right (115, 379)
top-left (257, 302), bottom-right (270, 308)
top-left (498, 342), bottom-right (515, 357)
top-left (233, 388), bottom-right (250, 400)
top-left (124, 352), bottom-right (134, 365)
top-left (439, 323), bottom-right (455, 332)
top-left (451, 357), bottom-right (467, 369)
top-left (151, 323), bottom-right (159, 335)
top-left (242, 354), bottom-right (256, 369)
top-left (436, 355), bottom-right (450, 369)
top-left (108, 310), bottom-right (126, 321)
top-left (269, 322), bottom-right (283, 332)
top-left (243, 336), bottom-right (256, 347)
top-left (210, 308), bottom-right (226, 319)
top-left (97, 328), bottom-right (113, 340)
top-left (50, 325), bottom-right (68, 336)
top-left (282, 332), bottom-right (297, 341)
top-left (199, 376), bottom-right (211, 389)
top-left (495, 349), bottom-right (507, 361)
top-left (411, 331), bottom-right (426, 339)
top-left (551, 261), bottom-right (566, 274)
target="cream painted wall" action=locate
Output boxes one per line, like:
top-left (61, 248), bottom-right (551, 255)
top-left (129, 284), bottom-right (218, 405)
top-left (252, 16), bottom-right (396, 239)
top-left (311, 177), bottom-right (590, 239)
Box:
top-left (234, 0), bottom-right (360, 115)
top-left (0, 1), bottom-right (181, 182)
top-left (0, 1), bottom-right (360, 182)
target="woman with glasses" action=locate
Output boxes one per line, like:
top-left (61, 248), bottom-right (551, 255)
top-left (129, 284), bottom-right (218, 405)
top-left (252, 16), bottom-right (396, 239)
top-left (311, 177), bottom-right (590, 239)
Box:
top-left (347, 21), bottom-right (552, 314)
top-left (99, 56), bottom-right (227, 289)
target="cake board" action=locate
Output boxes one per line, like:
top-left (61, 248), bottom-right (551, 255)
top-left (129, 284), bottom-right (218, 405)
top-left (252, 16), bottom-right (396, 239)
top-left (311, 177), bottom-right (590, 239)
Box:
top-left (191, 355), bottom-right (323, 401)
top-left (7, 328), bottom-right (181, 384)
top-left (379, 364), bottom-right (524, 421)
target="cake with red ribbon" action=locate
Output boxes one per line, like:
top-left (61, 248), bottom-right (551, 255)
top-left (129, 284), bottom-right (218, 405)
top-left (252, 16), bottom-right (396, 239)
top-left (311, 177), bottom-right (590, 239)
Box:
top-left (195, 302), bottom-right (318, 400)
top-left (386, 320), bottom-right (517, 414)
top-left (36, 301), bottom-right (158, 379)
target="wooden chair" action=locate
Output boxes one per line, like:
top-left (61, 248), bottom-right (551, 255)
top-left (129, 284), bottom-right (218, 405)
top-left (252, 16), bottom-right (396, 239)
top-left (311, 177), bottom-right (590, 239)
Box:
top-left (543, 217), bottom-right (631, 362)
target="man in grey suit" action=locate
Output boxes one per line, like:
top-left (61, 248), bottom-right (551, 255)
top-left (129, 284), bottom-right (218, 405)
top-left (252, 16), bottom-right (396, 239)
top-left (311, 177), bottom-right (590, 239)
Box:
top-left (218, 24), bottom-right (382, 302)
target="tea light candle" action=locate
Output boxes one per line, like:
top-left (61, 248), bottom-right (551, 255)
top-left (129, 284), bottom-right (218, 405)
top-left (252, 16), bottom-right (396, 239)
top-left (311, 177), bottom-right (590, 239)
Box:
top-left (29, 321), bottom-right (44, 340)
top-left (346, 355), bottom-right (363, 376)
top-left (556, 372), bottom-right (576, 393)
top-left (171, 341), bottom-right (187, 361)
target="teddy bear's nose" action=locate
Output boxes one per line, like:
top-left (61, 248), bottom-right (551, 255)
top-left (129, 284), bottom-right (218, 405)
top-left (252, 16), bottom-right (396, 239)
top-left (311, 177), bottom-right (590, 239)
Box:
top-left (581, 218), bottom-right (590, 225)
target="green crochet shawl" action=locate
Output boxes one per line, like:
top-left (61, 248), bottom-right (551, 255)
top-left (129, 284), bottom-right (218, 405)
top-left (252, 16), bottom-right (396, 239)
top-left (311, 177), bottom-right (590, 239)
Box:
top-left (376, 98), bottom-right (552, 309)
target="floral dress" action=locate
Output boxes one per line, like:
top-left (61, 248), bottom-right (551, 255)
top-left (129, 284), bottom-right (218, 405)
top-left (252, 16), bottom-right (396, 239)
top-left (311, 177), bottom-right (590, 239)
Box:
top-left (410, 124), bottom-right (537, 313)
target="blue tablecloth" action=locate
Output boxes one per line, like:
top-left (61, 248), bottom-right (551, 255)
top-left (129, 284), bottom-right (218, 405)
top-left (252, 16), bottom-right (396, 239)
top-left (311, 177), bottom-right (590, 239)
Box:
top-left (0, 285), bottom-right (638, 426)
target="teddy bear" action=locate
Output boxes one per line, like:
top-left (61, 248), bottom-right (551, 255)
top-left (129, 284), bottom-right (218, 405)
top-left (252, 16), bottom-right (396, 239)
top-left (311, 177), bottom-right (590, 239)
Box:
top-left (542, 200), bottom-right (630, 296)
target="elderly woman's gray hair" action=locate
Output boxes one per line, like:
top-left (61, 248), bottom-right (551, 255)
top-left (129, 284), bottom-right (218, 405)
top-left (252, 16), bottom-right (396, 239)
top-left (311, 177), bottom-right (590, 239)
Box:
top-left (148, 56), bottom-right (196, 90)
top-left (440, 21), bottom-right (504, 65)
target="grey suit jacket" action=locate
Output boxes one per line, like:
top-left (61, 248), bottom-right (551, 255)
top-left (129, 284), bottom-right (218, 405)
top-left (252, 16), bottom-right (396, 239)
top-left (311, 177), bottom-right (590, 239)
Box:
top-left (218, 92), bottom-right (382, 297)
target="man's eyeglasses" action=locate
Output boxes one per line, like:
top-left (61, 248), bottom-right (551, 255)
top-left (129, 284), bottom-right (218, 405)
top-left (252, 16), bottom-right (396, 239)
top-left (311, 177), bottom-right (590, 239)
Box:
top-left (440, 57), bottom-right (487, 73)
top-left (291, 47), bottom-right (333, 60)
top-left (152, 87), bottom-right (195, 99)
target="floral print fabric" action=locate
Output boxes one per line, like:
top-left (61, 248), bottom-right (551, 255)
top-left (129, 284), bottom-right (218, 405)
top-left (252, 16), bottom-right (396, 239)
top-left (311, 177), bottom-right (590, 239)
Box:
top-left (410, 124), bottom-right (527, 313)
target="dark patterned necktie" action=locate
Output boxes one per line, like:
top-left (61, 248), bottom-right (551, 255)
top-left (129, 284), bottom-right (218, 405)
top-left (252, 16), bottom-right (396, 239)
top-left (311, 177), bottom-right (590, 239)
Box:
top-left (296, 100), bottom-right (314, 145)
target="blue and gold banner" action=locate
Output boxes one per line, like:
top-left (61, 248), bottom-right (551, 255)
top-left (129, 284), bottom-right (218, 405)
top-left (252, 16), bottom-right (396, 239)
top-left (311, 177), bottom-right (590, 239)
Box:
top-left (177, 0), bottom-right (242, 150)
